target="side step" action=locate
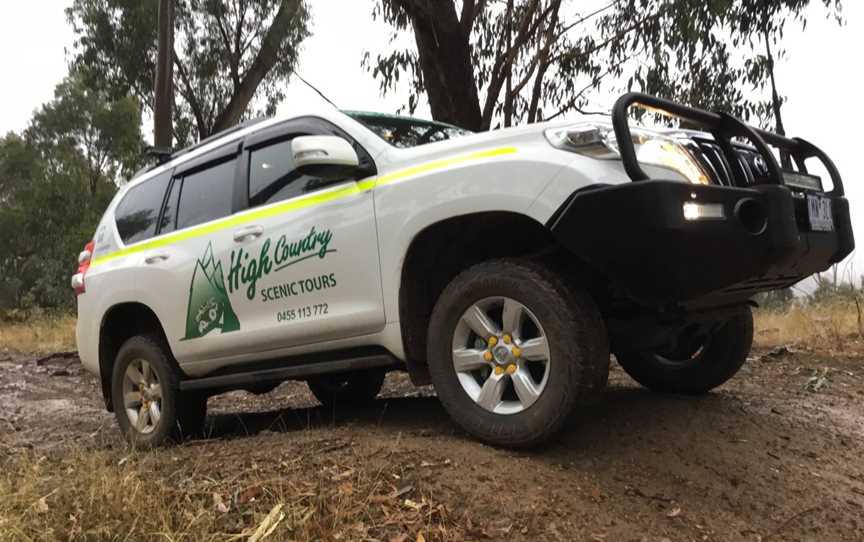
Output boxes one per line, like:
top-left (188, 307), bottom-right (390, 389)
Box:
top-left (179, 353), bottom-right (398, 392)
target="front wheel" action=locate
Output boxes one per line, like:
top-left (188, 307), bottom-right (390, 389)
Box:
top-left (427, 259), bottom-right (609, 448)
top-left (616, 307), bottom-right (753, 394)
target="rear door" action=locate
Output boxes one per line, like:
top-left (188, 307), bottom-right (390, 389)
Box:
top-left (220, 117), bottom-right (385, 354)
top-left (154, 143), bottom-right (247, 365)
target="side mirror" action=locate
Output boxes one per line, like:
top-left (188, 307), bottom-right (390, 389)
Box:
top-left (292, 135), bottom-right (360, 180)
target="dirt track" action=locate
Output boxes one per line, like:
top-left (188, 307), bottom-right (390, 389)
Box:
top-left (1, 344), bottom-right (863, 541)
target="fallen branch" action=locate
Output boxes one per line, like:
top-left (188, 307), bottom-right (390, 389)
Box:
top-left (764, 505), bottom-right (821, 540)
top-left (624, 485), bottom-right (674, 503)
top-left (34, 351), bottom-right (78, 366)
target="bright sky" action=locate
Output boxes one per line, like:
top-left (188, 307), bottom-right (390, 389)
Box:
top-left (1, 1), bottom-right (862, 281)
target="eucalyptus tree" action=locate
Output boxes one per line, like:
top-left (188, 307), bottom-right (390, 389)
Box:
top-left (599, 0), bottom-right (842, 126)
top-left (0, 74), bottom-right (145, 310)
top-left (366, 0), bottom-right (842, 131)
top-left (67, 0), bottom-right (311, 145)
top-left (366, 0), bottom-right (594, 131)
top-left (26, 74), bottom-right (143, 195)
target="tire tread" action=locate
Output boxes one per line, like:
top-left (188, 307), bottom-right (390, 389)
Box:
top-left (427, 258), bottom-right (609, 448)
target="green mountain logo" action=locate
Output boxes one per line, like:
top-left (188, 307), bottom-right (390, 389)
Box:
top-left (183, 243), bottom-right (240, 340)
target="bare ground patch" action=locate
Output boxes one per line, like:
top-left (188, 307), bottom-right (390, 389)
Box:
top-left (1, 338), bottom-right (863, 540)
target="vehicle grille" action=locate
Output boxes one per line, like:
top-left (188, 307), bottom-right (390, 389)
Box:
top-left (685, 137), bottom-right (773, 188)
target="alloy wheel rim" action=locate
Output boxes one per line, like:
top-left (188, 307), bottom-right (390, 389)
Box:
top-left (652, 326), bottom-right (713, 367)
top-left (123, 359), bottom-right (163, 434)
top-left (451, 297), bottom-right (551, 415)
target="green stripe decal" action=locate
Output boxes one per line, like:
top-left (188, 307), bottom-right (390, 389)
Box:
top-left (91, 146), bottom-right (517, 268)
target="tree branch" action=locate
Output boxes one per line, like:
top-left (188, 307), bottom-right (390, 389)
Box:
top-left (526, 1), bottom-right (562, 123)
top-left (211, 0), bottom-right (302, 134)
top-left (482, 0), bottom-right (558, 128)
top-left (551, 11), bottom-right (660, 65)
top-left (460, 0), bottom-right (475, 34)
top-left (459, 0), bottom-right (487, 36)
top-left (234, 0), bottom-right (248, 83)
top-left (554, 0), bottom-right (620, 41)
top-left (212, 6), bottom-right (241, 90)
top-left (173, 52), bottom-right (208, 138)
top-left (542, 53), bottom-right (635, 122)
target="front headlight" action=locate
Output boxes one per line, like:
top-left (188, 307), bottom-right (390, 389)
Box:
top-left (545, 123), bottom-right (710, 185)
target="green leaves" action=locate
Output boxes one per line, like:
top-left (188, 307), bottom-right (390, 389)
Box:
top-left (2, 0), bottom-right (314, 313)
top-left (368, 0), bottom-right (842, 131)
top-left (596, 0), bottom-right (842, 126)
top-left (27, 73), bottom-right (145, 192)
top-left (0, 75), bottom-right (138, 312)
top-left (66, 0), bottom-right (311, 146)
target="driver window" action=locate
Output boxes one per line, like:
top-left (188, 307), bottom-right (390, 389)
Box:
top-left (248, 138), bottom-right (333, 208)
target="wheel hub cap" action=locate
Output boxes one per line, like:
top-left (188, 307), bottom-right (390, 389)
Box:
top-left (492, 345), bottom-right (514, 365)
top-left (451, 297), bottom-right (551, 415)
top-left (122, 358), bottom-right (163, 435)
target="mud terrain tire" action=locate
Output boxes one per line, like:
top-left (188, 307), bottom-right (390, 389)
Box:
top-left (616, 307), bottom-right (753, 394)
top-left (111, 335), bottom-right (207, 447)
top-left (427, 259), bottom-right (609, 448)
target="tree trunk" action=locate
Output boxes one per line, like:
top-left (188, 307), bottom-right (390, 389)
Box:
top-left (503, 0), bottom-right (514, 128)
top-left (763, 29), bottom-right (785, 137)
top-left (763, 28), bottom-right (793, 170)
top-left (154, 0), bottom-right (175, 149)
top-left (392, 0), bottom-right (483, 131)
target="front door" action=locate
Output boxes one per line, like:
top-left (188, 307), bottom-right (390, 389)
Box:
top-left (213, 119), bottom-right (385, 358)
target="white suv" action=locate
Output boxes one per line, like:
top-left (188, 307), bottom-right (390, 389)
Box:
top-left (73, 93), bottom-right (853, 448)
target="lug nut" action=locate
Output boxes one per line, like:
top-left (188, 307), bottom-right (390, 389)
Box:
top-left (506, 364), bottom-right (517, 374)
top-left (494, 366), bottom-right (504, 376)
top-left (512, 346), bottom-right (522, 358)
top-left (502, 334), bottom-right (512, 344)
top-left (483, 351), bottom-right (493, 362)
top-left (488, 336), bottom-right (498, 347)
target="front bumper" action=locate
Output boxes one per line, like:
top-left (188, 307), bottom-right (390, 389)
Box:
top-left (549, 180), bottom-right (853, 307)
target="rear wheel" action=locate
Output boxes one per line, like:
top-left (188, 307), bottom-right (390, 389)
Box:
top-left (427, 259), bottom-right (609, 448)
top-left (616, 307), bottom-right (753, 394)
top-left (307, 369), bottom-right (386, 407)
top-left (111, 335), bottom-right (207, 447)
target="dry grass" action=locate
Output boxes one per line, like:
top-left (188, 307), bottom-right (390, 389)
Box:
top-left (0, 314), bottom-right (76, 354)
top-left (0, 445), bottom-right (463, 542)
top-left (754, 299), bottom-right (863, 348)
top-left (1, 302), bottom-right (860, 355)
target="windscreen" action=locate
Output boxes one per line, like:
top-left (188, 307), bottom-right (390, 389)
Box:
top-left (346, 112), bottom-right (472, 149)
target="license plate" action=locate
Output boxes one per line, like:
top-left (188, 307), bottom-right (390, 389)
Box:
top-left (807, 195), bottom-right (834, 232)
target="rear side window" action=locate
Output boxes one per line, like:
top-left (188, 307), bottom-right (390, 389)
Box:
top-left (114, 172), bottom-right (171, 245)
top-left (176, 159), bottom-right (236, 230)
top-left (248, 139), bottom-right (334, 207)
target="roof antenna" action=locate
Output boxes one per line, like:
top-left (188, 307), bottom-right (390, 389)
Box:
top-left (294, 72), bottom-right (339, 110)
